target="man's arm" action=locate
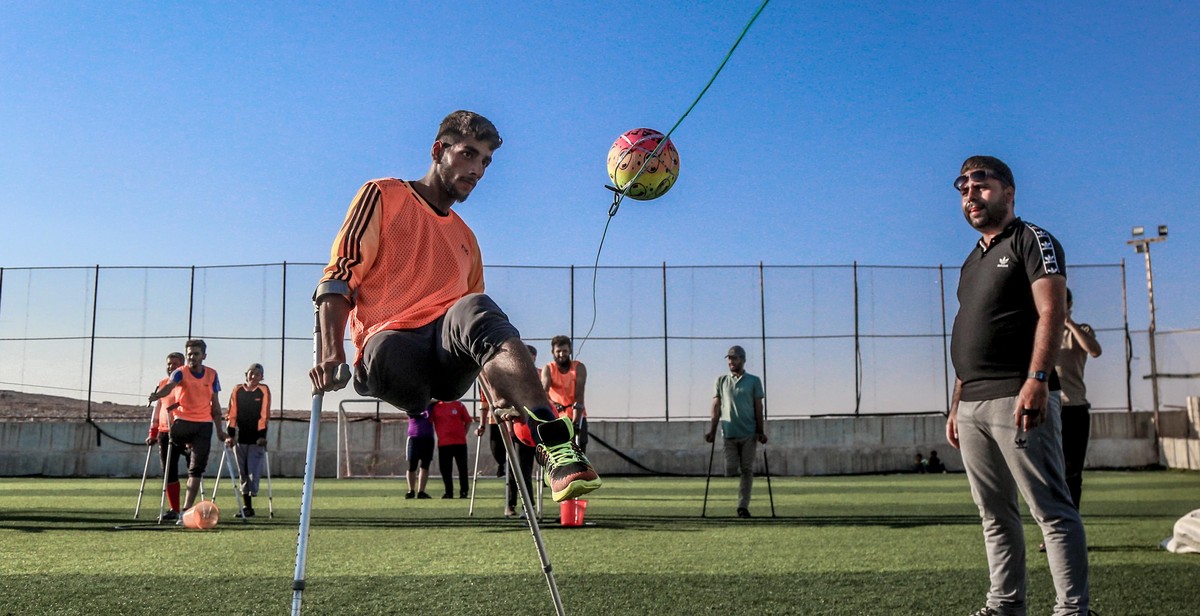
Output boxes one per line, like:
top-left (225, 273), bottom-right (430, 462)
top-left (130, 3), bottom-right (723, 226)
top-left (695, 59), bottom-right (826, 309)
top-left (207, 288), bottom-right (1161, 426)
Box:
top-left (573, 362), bottom-right (587, 425)
top-left (210, 392), bottom-right (228, 442)
top-left (705, 395), bottom-right (720, 443)
top-left (946, 378), bottom-right (962, 449)
top-left (1019, 275), bottom-right (1067, 430)
top-left (149, 381), bottom-right (177, 403)
top-left (309, 294), bottom-right (352, 392)
top-left (1066, 319), bottom-right (1102, 358)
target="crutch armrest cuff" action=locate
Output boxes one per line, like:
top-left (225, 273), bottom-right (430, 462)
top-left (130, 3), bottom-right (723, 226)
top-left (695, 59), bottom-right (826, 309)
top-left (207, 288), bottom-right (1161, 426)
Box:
top-left (313, 280), bottom-right (353, 304)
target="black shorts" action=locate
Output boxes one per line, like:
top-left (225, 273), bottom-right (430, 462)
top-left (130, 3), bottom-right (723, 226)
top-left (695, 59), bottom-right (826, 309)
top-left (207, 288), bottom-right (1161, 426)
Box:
top-left (170, 419), bottom-right (213, 478)
top-left (407, 436), bottom-right (435, 471)
top-left (354, 293), bottom-right (519, 416)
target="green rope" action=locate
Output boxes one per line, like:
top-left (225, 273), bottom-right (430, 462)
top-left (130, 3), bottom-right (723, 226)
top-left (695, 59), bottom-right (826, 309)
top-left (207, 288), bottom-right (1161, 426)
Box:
top-left (577, 0), bottom-right (771, 357)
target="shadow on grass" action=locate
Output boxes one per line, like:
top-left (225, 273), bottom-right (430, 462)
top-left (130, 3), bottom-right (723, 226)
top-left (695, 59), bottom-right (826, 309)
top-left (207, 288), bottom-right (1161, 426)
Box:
top-left (0, 565), bottom-right (1194, 616)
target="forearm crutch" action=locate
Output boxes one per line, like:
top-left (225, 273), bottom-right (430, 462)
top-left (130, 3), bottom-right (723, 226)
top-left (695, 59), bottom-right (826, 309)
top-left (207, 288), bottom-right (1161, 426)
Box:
top-left (468, 429), bottom-right (483, 517)
top-left (701, 435), bottom-right (717, 518)
top-left (292, 303), bottom-right (350, 616)
top-left (134, 442), bottom-right (155, 519)
top-left (762, 445), bottom-right (775, 518)
top-left (225, 444), bottom-right (248, 522)
top-left (156, 440), bottom-right (174, 525)
top-left (264, 449), bottom-right (275, 519)
top-left (212, 446), bottom-right (228, 498)
top-left (134, 400), bottom-right (158, 518)
top-left (534, 459), bottom-right (544, 520)
top-left (495, 409), bottom-right (565, 616)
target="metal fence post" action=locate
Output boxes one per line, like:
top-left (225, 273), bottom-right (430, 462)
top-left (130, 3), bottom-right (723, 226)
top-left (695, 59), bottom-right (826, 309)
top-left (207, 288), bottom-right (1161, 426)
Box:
top-left (85, 265), bottom-right (100, 425)
top-left (662, 262), bottom-right (670, 422)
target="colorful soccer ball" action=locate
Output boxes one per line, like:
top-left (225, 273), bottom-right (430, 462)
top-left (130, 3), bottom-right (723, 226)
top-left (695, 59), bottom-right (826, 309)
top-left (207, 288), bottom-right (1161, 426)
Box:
top-left (606, 128), bottom-right (680, 201)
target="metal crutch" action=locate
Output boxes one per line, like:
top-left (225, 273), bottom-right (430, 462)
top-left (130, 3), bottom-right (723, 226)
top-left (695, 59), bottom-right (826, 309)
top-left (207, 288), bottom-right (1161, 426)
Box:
top-left (264, 449), bottom-right (275, 519)
top-left (221, 444), bottom-right (248, 523)
top-left (468, 428), bottom-right (483, 516)
top-left (762, 444), bottom-right (776, 518)
top-left (212, 446), bottom-right (228, 498)
top-left (156, 440), bottom-right (175, 525)
top-left (292, 302), bottom-right (350, 616)
top-left (134, 399), bottom-right (158, 518)
top-left (701, 434), bottom-right (717, 517)
top-left (495, 408), bottom-right (565, 616)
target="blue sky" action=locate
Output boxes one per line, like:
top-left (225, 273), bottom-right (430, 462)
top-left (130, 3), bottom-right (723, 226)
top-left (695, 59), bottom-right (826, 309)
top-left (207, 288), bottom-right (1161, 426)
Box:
top-left (1, 1), bottom-right (1198, 386)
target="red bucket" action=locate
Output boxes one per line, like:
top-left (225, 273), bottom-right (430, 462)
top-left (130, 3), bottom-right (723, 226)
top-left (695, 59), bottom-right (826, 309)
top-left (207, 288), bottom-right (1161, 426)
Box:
top-left (559, 499), bottom-right (588, 526)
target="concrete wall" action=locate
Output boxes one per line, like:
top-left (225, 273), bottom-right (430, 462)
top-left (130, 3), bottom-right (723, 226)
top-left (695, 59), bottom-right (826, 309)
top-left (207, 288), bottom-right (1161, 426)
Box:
top-left (2, 407), bottom-right (1188, 478)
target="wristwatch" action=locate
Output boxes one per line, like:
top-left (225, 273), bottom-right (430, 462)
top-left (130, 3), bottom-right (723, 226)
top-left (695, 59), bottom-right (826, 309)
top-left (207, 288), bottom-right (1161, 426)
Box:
top-left (1027, 371), bottom-right (1048, 382)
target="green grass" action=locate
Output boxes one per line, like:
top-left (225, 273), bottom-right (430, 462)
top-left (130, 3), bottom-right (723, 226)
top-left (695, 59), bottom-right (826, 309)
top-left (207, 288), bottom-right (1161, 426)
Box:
top-left (1, 471), bottom-right (1198, 615)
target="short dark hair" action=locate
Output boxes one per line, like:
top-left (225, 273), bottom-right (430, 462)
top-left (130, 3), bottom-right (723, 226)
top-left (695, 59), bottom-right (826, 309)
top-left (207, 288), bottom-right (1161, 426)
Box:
top-left (550, 335), bottom-right (572, 351)
top-left (526, 344), bottom-right (538, 358)
top-left (960, 155), bottom-right (1015, 188)
top-left (185, 339), bottom-right (207, 354)
top-left (166, 352), bottom-right (185, 362)
top-left (437, 110), bottom-right (502, 150)
top-left (1066, 288), bottom-right (1074, 304)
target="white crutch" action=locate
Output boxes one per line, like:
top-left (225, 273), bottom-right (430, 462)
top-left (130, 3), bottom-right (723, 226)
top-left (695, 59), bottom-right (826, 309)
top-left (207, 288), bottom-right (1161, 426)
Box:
top-left (264, 449), bottom-right (275, 519)
top-left (468, 428), bottom-right (483, 517)
top-left (292, 302), bottom-right (350, 616)
top-left (495, 408), bottom-right (565, 616)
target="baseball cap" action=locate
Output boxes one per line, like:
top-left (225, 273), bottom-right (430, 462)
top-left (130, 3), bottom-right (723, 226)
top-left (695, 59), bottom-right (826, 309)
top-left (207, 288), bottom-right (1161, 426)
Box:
top-left (725, 345), bottom-right (746, 359)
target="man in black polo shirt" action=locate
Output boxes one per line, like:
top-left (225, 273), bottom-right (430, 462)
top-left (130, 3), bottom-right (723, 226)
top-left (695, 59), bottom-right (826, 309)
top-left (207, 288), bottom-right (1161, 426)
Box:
top-left (946, 156), bottom-right (1090, 616)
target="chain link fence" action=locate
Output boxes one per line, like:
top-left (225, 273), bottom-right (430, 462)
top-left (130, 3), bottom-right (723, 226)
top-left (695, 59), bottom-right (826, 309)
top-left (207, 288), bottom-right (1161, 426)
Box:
top-left (1, 260), bottom-right (1195, 422)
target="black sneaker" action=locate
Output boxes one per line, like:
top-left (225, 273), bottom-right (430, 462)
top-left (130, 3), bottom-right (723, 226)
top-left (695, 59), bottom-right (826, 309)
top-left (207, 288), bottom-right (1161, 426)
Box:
top-left (460, 490), bottom-right (469, 499)
top-left (442, 493), bottom-right (454, 499)
top-left (417, 492), bottom-right (432, 500)
top-left (531, 414), bottom-right (601, 502)
top-left (737, 508), bottom-right (752, 518)
top-left (405, 491), bottom-right (415, 499)
top-left (161, 510), bottom-right (179, 521)
top-left (236, 507), bottom-right (256, 518)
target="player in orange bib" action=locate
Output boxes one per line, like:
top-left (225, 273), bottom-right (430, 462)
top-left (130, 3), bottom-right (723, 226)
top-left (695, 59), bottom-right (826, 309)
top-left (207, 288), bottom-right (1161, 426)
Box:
top-left (149, 339), bottom-right (228, 512)
top-left (144, 351), bottom-right (185, 519)
top-left (541, 335), bottom-right (589, 452)
top-left (309, 111), bottom-right (600, 503)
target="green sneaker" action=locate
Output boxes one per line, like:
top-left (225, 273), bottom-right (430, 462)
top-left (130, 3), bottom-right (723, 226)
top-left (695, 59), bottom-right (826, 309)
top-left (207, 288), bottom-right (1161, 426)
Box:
top-left (532, 415), bottom-right (601, 501)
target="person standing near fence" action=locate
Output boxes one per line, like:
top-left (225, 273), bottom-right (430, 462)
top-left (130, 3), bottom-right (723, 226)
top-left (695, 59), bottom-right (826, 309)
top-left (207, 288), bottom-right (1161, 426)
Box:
top-left (224, 363), bottom-right (271, 518)
top-left (1056, 288), bottom-right (1102, 509)
top-left (945, 155), bottom-right (1089, 616)
top-left (704, 345), bottom-right (766, 519)
top-left (429, 398), bottom-right (473, 499)
top-left (542, 335), bottom-right (588, 452)
top-left (475, 390), bottom-right (506, 478)
top-left (145, 351), bottom-right (185, 520)
top-left (149, 339), bottom-right (228, 513)
top-left (308, 110), bottom-right (599, 503)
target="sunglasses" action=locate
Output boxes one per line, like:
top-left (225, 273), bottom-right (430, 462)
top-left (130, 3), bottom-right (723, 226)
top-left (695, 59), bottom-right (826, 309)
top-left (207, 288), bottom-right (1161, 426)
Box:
top-left (953, 169), bottom-right (1008, 193)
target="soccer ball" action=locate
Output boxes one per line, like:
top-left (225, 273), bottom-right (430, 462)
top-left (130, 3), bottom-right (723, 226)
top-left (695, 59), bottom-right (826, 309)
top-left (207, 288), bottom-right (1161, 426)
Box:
top-left (606, 128), bottom-right (679, 201)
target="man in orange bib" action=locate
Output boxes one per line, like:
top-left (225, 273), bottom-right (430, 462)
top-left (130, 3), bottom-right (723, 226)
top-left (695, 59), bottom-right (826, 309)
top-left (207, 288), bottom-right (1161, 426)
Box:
top-left (149, 339), bottom-right (228, 512)
top-left (542, 335), bottom-right (588, 452)
top-left (309, 111), bottom-right (600, 503)
top-left (145, 351), bottom-right (185, 519)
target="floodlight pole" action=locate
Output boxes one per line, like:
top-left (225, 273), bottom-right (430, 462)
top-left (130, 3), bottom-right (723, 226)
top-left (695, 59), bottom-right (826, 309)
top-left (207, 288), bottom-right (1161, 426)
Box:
top-left (1126, 226), bottom-right (1167, 428)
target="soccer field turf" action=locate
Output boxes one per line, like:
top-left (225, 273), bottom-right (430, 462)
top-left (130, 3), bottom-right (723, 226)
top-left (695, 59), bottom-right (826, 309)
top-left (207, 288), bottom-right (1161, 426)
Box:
top-left (1, 471), bottom-right (1197, 615)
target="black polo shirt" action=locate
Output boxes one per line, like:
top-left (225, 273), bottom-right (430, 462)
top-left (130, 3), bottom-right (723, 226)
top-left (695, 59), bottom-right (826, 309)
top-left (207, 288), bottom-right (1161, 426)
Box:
top-left (951, 217), bottom-right (1066, 401)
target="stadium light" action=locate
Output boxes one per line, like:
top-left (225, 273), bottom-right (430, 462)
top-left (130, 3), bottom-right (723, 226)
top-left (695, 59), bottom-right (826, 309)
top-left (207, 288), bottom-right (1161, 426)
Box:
top-left (1126, 225), bottom-right (1168, 422)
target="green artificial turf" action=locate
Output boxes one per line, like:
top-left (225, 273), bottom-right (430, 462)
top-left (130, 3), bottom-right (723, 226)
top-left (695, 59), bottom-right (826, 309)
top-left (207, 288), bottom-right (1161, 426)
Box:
top-left (1, 471), bottom-right (1197, 615)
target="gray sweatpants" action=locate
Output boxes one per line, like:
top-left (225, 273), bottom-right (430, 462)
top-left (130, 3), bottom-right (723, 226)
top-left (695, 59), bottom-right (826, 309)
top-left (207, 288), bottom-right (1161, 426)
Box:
top-left (958, 392), bottom-right (1089, 616)
top-left (723, 436), bottom-right (757, 510)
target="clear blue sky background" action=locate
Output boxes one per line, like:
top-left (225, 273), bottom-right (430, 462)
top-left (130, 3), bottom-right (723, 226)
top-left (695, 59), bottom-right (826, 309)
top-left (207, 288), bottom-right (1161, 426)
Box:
top-left (2, 0), bottom-right (1197, 330)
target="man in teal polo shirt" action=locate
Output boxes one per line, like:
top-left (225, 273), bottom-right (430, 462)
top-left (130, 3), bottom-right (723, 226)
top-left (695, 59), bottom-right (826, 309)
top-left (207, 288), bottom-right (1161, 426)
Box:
top-left (705, 345), bottom-right (767, 518)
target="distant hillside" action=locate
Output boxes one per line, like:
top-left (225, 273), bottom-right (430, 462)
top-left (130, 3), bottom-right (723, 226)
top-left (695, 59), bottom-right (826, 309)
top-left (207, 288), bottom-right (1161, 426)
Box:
top-left (0, 389), bottom-right (152, 422)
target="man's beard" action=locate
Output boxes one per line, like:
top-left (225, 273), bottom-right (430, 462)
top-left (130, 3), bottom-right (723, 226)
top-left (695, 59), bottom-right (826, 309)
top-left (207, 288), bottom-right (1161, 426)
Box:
top-left (555, 358), bottom-right (571, 369)
top-left (965, 196), bottom-right (1005, 229)
top-left (437, 163), bottom-right (470, 203)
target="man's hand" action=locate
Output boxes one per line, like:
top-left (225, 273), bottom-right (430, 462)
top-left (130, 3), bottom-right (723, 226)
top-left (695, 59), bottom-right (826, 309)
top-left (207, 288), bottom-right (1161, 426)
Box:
top-left (1015, 379), bottom-right (1048, 431)
top-left (309, 361), bottom-right (351, 393)
top-left (704, 430), bottom-right (715, 443)
top-left (946, 410), bottom-right (960, 450)
top-left (475, 425), bottom-right (485, 437)
top-left (217, 431), bottom-right (229, 444)
top-left (145, 434), bottom-right (156, 446)
top-left (256, 437), bottom-right (267, 447)
top-left (756, 431), bottom-right (768, 444)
